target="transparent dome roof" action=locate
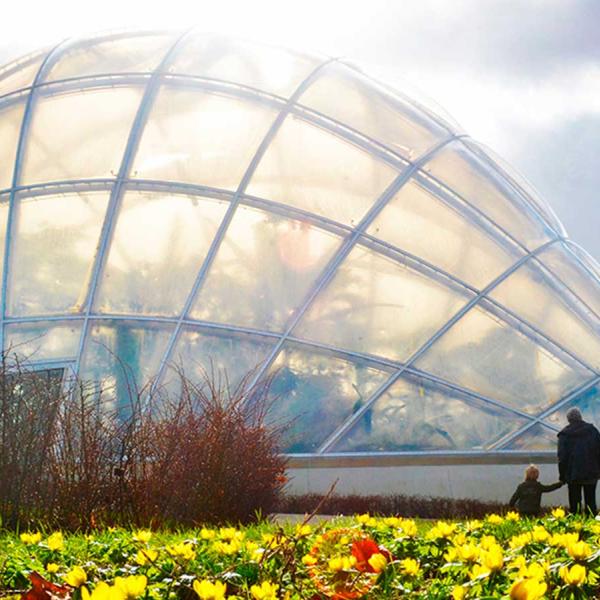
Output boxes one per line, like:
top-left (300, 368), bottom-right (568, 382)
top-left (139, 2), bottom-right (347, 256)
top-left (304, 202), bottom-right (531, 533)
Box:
top-left (0, 30), bottom-right (599, 455)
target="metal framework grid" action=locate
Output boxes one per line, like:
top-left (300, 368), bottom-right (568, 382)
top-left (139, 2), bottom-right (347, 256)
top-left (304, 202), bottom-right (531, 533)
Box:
top-left (0, 30), bottom-right (599, 458)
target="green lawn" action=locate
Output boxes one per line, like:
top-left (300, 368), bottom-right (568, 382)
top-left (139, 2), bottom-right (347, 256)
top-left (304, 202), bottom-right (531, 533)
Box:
top-left (0, 510), bottom-right (597, 598)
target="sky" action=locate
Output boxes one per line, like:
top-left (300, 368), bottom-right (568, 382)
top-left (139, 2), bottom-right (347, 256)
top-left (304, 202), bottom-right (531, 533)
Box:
top-left (1, 0), bottom-right (598, 262)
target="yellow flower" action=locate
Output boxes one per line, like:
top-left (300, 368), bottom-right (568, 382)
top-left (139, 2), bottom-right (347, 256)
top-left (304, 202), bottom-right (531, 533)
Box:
top-left (521, 562), bottom-right (548, 581)
top-left (20, 532), bottom-right (42, 545)
top-left (213, 540), bottom-right (242, 555)
top-left (328, 555), bottom-right (356, 571)
top-left (506, 511), bottom-right (520, 521)
top-left (486, 514), bottom-right (504, 525)
top-left (399, 519), bottom-right (418, 537)
top-left (368, 553), bottom-right (388, 573)
top-left (549, 532), bottom-right (579, 548)
top-left (64, 566), bottom-right (87, 588)
top-left (167, 542), bottom-right (196, 561)
top-left (456, 543), bottom-right (480, 563)
top-left (47, 532), bottom-right (64, 552)
top-left (132, 530), bottom-right (152, 543)
top-left (470, 564), bottom-right (490, 580)
top-left (135, 548), bottom-right (158, 565)
top-left (427, 521), bottom-right (456, 539)
top-left (591, 523), bottom-right (600, 536)
top-left (552, 507), bottom-right (566, 519)
top-left (200, 528), bottom-right (217, 540)
top-left (444, 547), bottom-right (459, 562)
top-left (295, 524), bottom-right (312, 537)
top-left (302, 554), bottom-right (317, 566)
top-left (567, 540), bottom-right (592, 561)
top-left (193, 580), bottom-right (227, 600)
top-left (451, 586), bottom-right (467, 600)
top-left (466, 520), bottom-right (482, 531)
top-left (81, 582), bottom-right (119, 600)
top-left (261, 533), bottom-right (278, 549)
top-left (509, 533), bottom-right (532, 549)
top-left (531, 526), bottom-right (549, 543)
top-left (481, 545), bottom-right (504, 572)
top-left (510, 578), bottom-right (548, 600)
top-left (560, 564), bottom-right (586, 586)
top-left (480, 535), bottom-right (499, 550)
top-left (400, 557), bottom-right (419, 577)
top-left (244, 541), bottom-right (259, 554)
top-left (46, 563), bottom-right (60, 574)
top-left (250, 581), bottom-right (278, 600)
top-left (219, 527), bottom-right (244, 542)
top-left (114, 575), bottom-right (147, 599)
top-left (509, 555), bottom-right (527, 572)
top-left (383, 516), bottom-right (401, 528)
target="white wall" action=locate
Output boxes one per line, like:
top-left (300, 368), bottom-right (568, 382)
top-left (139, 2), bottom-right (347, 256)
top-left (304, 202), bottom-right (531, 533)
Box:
top-left (286, 460), bottom-right (569, 507)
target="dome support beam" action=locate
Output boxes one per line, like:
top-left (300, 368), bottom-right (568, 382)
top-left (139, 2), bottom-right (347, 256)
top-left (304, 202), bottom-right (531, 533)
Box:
top-left (0, 38), bottom-right (70, 352)
top-left (3, 172), bottom-right (592, 389)
top-left (490, 374), bottom-right (600, 450)
top-left (237, 132), bottom-right (465, 399)
top-left (147, 57), bottom-right (340, 398)
top-left (317, 235), bottom-right (564, 454)
top-left (72, 29), bottom-right (193, 379)
top-left (0, 308), bottom-right (575, 438)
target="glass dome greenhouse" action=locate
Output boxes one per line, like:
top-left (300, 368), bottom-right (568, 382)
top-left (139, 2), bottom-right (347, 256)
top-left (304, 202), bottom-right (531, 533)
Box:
top-left (0, 29), bottom-right (599, 458)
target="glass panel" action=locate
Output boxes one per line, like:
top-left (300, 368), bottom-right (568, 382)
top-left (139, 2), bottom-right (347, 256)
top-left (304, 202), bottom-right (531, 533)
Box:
top-left (464, 139), bottom-right (566, 236)
top-left (45, 33), bottom-right (175, 81)
top-left (248, 114), bottom-right (399, 226)
top-left (0, 196), bottom-right (8, 288)
top-left (367, 179), bottom-right (522, 289)
top-left (502, 423), bottom-right (558, 451)
top-left (568, 244), bottom-right (600, 282)
top-left (334, 374), bottom-right (528, 452)
top-left (423, 141), bottom-right (552, 249)
top-left (490, 259), bottom-right (600, 370)
top-left (0, 99), bottom-right (25, 190)
top-left (4, 320), bottom-right (82, 361)
top-left (266, 345), bottom-right (389, 453)
top-left (8, 191), bottom-right (109, 316)
top-left (299, 63), bottom-right (446, 160)
top-left (170, 34), bottom-right (321, 98)
top-left (79, 320), bottom-right (173, 415)
top-left (415, 304), bottom-right (591, 414)
top-left (164, 327), bottom-right (275, 394)
top-left (20, 86), bottom-right (143, 184)
top-left (132, 85), bottom-right (278, 190)
top-left (537, 243), bottom-right (600, 319)
top-left (544, 383), bottom-right (600, 430)
top-left (0, 51), bottom-right (46, 97)
top-left (295, 245), bottom-right (471, 361)
top-left (346, 59), bottom-right (463, 134)
top-left (96, 191), bottom-right (228, 317)
top-left (191, 206), bottom-right (342, 331)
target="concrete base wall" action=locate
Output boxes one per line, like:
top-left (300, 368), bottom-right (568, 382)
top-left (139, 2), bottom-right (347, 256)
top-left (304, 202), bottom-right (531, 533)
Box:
top-left (285, 454), bottom-right (569, 507)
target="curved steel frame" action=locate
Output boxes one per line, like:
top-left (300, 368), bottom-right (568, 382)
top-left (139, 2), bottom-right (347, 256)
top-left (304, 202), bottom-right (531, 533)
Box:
top-left (1, 30), bottom-right (599, 457)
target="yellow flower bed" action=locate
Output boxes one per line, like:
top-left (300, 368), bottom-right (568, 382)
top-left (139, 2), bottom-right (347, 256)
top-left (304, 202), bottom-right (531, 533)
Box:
top-left (2, 510), bottom-right (600, 598)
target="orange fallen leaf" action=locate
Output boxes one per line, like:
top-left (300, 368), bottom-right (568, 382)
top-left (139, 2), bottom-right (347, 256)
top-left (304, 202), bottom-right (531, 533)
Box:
top-left (21, 571), bottom-right (71, 600)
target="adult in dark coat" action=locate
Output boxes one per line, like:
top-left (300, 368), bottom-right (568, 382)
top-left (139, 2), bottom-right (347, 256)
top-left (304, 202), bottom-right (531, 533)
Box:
top-left (557, 407), bottom-right (600, 514)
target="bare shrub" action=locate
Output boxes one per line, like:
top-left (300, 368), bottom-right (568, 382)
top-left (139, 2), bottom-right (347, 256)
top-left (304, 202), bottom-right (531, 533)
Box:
top-left (130, 367), bottom-right (288, 526)
top-left (44, 377), bottom-right (139, 529)
top-left (276, 493), bottom-right (507, 519)
top-left (0, 352), bottom-right (287, 529)
top-left (0, 355), bottom-right (64, 528)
